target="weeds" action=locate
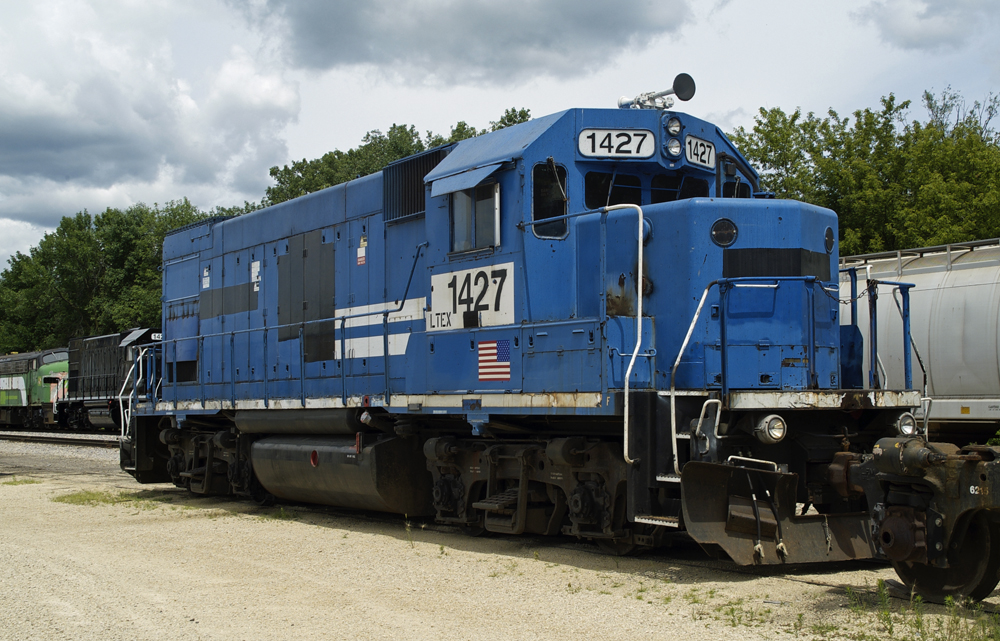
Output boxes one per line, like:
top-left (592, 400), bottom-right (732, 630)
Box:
top-left (261, 506), bottom-right (295, 521)
top-left (684, 588), bottom-right (703, 604)
top-left (1, 476), bottom-right (41, 485)
top-left (52, 489), bottom-right (173, 509)
top-left (875, 579), bottom-right (893, 635)
top-left (810, 622), bottom-right (839, 637)
top-left (715, 598), bottom-right (771, 628)
top-left (404, 514), bottom-right (414, 548)
top-left (53, 490), bottom-right (121, 505)
top-left (840, 580), bottom-right (1000, 641)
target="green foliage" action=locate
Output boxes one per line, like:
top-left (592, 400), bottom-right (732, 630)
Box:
top-left (212, 200), bottom-right (266, 217)
top-left (0, 199), bottom-right (206, 353)
top-left (490, 107), bottom-right (532, 132)
top-left (266, 108), bottom-right (531, 205)
top-left (730, 89), bottom-right (1000, 255)
top-left (266, 123), bottom-right (427, 204)
top-left (1, 476), bottom-right (41, 485)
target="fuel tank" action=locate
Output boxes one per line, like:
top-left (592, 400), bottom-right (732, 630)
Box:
top-left (250, 435), bottom-right (433, 515)
top-left (841, 241), bottom-right (1000, 427)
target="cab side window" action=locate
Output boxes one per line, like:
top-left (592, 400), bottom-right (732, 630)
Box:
top-left (452, 183), bottom-right (499, 252)
top-left (651, 174), bottom-right (710, 202)
top-left (585, 172), bottom-right (641, 209)
top-left (532, 163), bottom-right (567, 237)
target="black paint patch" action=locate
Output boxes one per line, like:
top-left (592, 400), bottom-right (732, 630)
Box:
top-left (199, 284), bottom-right (259, 318)
top-left (723, 248), bottom-right (831, 281)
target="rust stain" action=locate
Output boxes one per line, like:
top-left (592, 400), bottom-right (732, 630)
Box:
top-left (606, 288), bottom-right (635, 316)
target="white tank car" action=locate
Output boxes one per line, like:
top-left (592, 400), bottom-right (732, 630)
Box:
top-left (840, 239), bottom-right (1000, 441)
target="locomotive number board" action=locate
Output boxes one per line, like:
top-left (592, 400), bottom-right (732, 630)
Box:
top-left (685, 135), bottom-right (716, 168)
top-left (428, 262), bottom-right (515, 331)
top-left (577, 129), bottom-right (656, 158)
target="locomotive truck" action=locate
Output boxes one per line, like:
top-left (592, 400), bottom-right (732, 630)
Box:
top-left (119, 76), bottom-right (1000, 601)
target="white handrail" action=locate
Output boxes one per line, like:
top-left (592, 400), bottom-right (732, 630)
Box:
top-left (606, 203), bottom-right (645, 465)
top-left (118, 348), bottom-right (146, 439)
top-left (669, 282), bottom-right (718, 474)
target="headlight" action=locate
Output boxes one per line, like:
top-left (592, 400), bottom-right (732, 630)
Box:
top-left (711, 218), bottom-right (738, 247)
top-left (896, 412), bottom-right (917, 436)
top-left (825, 227), bottom-right (835, 253)
top-left (666, 138), bottom-right (682, 157)
top-left (666, 117), bottom-right (682, 136)
top-left (754, 414), bottom-right (787, 445)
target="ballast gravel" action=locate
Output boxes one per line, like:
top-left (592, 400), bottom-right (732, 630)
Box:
top-left (0, 441), bottom-right (995, 641)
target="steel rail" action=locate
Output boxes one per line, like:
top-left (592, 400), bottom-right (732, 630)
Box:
top-left (0, 434), bottom-right (118, 449)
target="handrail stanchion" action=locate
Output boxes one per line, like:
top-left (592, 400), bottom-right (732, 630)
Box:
top-left (198, 336), bottom-right (205, 406)
top-left (383, 312), bottom-right (391, 400)
top-left (849, 268), bottom-right (858, 326)
top-left (299, 325), bottom-right (306, 407)
top-left (899, 283), bottom-right (913, 389)
top-left (230, 333), bottom-right (236, 408)
top-left (719, 282), bottom-right (729, 398)
top-left (868, 282), bottom-right (880, 389)
top-left (806, 278), bottom-right (816, 388)
top-left (340, 318), bottom-right (348, 406)
top-left (172, 341), bottom-right (178, 410)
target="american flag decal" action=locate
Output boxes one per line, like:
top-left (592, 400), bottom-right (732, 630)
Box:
top-left (478, 340), bottom-right (511, 381)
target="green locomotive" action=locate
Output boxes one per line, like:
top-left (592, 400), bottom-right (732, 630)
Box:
top-left (0, 349), bottom-right (68, 428)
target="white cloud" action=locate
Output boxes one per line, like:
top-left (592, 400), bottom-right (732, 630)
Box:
top-left (237, 0), bottom-right (693, 86)
top-left (0, 1), bottom-right (299, 234)
top-left (0, 219), bottom-right (51, 269)
top-left (857, 0), bottom-right (1000, 50)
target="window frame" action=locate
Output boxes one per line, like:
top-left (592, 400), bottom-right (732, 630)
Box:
top-left (449, 181), bottom-right (500, 255)
top-left (583, 171), bottom-right (643, 210)
top-left (531, 162), bottom-right (570, 240)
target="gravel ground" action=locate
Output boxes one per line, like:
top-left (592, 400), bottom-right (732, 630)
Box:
top-left (1, 441), bottom-right (998, 641)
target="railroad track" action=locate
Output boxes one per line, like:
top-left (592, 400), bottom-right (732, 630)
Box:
top-left (0, 433), bottom-right (119, 449)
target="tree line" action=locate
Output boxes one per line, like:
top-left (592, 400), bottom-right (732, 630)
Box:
top-left (0, 109), bottom-right (530, 353)
top-left (729, 88), bottom-right (1000, 255)
top-left (1, 90), bottom-right (997, 353)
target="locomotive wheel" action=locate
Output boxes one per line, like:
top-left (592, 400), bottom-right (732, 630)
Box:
top-left (892, 513), bottom-right (1000, 602)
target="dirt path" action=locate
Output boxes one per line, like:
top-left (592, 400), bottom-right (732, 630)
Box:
top-left (1, 443), bottom-right (996, 640)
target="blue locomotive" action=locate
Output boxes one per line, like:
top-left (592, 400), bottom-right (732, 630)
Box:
top-left (121, 76), bottom-right (1000, 601)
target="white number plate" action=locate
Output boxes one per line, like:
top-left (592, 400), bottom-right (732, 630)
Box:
top-left (578, 129), bottom-right (655, 158)
top-left (685, 135), bottom-right (716, 168)
top-left (428, 262), bottom-right (514, 331)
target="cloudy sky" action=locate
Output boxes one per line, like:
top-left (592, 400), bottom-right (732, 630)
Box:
top-left (0, 0), bottom-right (997, 267)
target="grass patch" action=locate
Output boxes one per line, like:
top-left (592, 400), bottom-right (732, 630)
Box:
top-left (1, 476), bottom-right (41, 485)
top-left (260, 506), bottom-right (296, 521)
top-left (841, 579), bottom-right (1000, 641)
top-left (716, 598), bottom-right (772, 628)
top-left (52, 489), bottom-right (175, 509)
top-left (53, 490), bottom-right (125, 506)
